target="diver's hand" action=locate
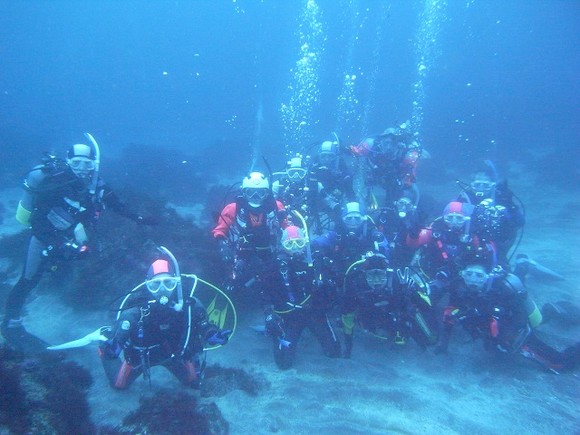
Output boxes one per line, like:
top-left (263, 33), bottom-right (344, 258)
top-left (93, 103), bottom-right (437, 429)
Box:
top-left (99, 339), bottom-right (122, 359)
top-left (396, 267), bottom-right (416, 288)
top-left (207, 329), bottom-right (232, 346)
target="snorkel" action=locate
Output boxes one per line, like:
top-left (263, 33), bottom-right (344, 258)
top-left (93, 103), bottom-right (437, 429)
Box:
top-left (159, 246), bottom-right (184, 311)
top-left (83, 132), bottom-right (101, 195)
top-left (460, 203), bottom-right (475, 243)
top-left (290, 209), bottom-right (313, 267)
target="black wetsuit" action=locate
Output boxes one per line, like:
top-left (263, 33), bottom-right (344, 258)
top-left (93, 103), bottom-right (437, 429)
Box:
top-left (262, 253), bottom-right (341, 369)
top-left (99, 296), bottom-right (218, 389)
top-left (440, 273), bottom-right (578, 372)
top-left (3, 163), bottom-right (143, 323)
top-left (458, 181), bottom-right (524, 266)
top-left (341, 267), bottom-right (437, 357)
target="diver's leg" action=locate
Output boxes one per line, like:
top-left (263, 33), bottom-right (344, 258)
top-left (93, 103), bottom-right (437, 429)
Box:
top-left (3, 236), bottom-right (46, 322)
top-left (541, 301), bottom-right (580, 325)
top-left (108, 359), bottom-right (140, 389)
top-left (562, 343), bottom-right (580, 371)
top-left (2, 237), bottom-right (49, 353)
top-left (411, 308), bottom-right (438, 348)
top-left (309, 311), bottom-right (341, 358)
top-left (164, 356), bottom-right (202, 388)
top-left (519, 333), bottom-right (569, 373)
top-left (273, 314), bottom-right (301, 370)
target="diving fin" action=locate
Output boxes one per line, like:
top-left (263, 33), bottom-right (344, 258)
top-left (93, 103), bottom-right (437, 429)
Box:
top-left (542, 302), bottom-right (580, 325)
top-left (47, 326), bottom-right (111, 350)
top-left (515, 255), bottom-right (565, 281)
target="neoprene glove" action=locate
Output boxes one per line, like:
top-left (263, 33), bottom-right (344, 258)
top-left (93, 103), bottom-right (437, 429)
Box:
top-left (100, 339), bottom-right (122, 359)
top-left (207, 329), bottom-right (232, 346)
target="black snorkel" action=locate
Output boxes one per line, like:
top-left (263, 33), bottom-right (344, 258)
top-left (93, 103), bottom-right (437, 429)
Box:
top-left (262, 156), bottom-right (274, 190)
top-left (261, 156), bottom-right (278, 207)
top-left (455, 179), bottom-right (473, 204)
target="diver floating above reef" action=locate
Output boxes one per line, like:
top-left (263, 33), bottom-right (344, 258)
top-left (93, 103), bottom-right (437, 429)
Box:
top-left (1, 134), bottom-right (158, 355)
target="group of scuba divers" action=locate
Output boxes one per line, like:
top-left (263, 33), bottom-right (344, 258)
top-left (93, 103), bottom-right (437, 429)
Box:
top-left (212, 124), bottom-right (579, 373)
top-left (1, 128), bottom-right (578, 393)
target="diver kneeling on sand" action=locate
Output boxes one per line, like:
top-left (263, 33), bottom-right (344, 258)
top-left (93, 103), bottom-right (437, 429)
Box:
top-left (96, 248), bottom-right (233, 389)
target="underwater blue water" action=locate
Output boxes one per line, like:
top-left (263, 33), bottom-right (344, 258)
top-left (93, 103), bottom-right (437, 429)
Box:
top-left (1, 0), bottom-right (578, 180)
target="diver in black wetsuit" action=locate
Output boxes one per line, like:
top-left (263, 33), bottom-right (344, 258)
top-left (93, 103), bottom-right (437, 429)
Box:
top-left (1, 137), bottom-right (156, 353)
top-left (341, 253), bottom-right (437, 358)
top-left (436, 261), bottom-right (579, 373)
top-left (261, 225), bottom-right (341, 369)
top-left (457, 161), bottom-right (525, 269)
top-left (99, 256), bottom-right (231, 389)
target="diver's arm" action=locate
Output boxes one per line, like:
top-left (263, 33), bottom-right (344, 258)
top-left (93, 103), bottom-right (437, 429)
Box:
top-left (101, 186), bottom-right (157, 224)
top-left (212, 203), bottom-right (237, 239)
top-left (99, 308), bottom-right (140, 358)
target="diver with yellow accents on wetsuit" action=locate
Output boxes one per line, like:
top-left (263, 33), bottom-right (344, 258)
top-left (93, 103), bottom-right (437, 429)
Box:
top-left (1, 133), bottom-right (158, 355)
top-left (47, 246), bottom-right (236, 389)
top-left (340, 252), bottom-right (437, 358)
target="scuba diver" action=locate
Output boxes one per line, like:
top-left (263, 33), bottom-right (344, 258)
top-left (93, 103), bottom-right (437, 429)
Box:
top-left (341, 253), bottom-right (436, 358)
top-left (272, 154), bottom-right (342, 234)
top-left (435, 259), bottom-right (579, 373)
top-left (261, 224), bottom-right (341, 369)
top-left (308, 139), bottom-right (356, 205)
top-left (311, 201), bottom-right (390, 275)
top-left (407, 201), bottom-right (486, 296)
top-left (456, 162), bottom-right (563, 282)
top-left (98, 250), bottom-right (232, 389)
top-left (1, 135), bottom-right (157, 353)
top-left (372, 192), bottom-right (425, 267)
top-left (349, 123), bottom-right (423, 209)
top-left (212, 171), bottom-right (287, 293)
top-left (456, 160), bottom-right (525, 268)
